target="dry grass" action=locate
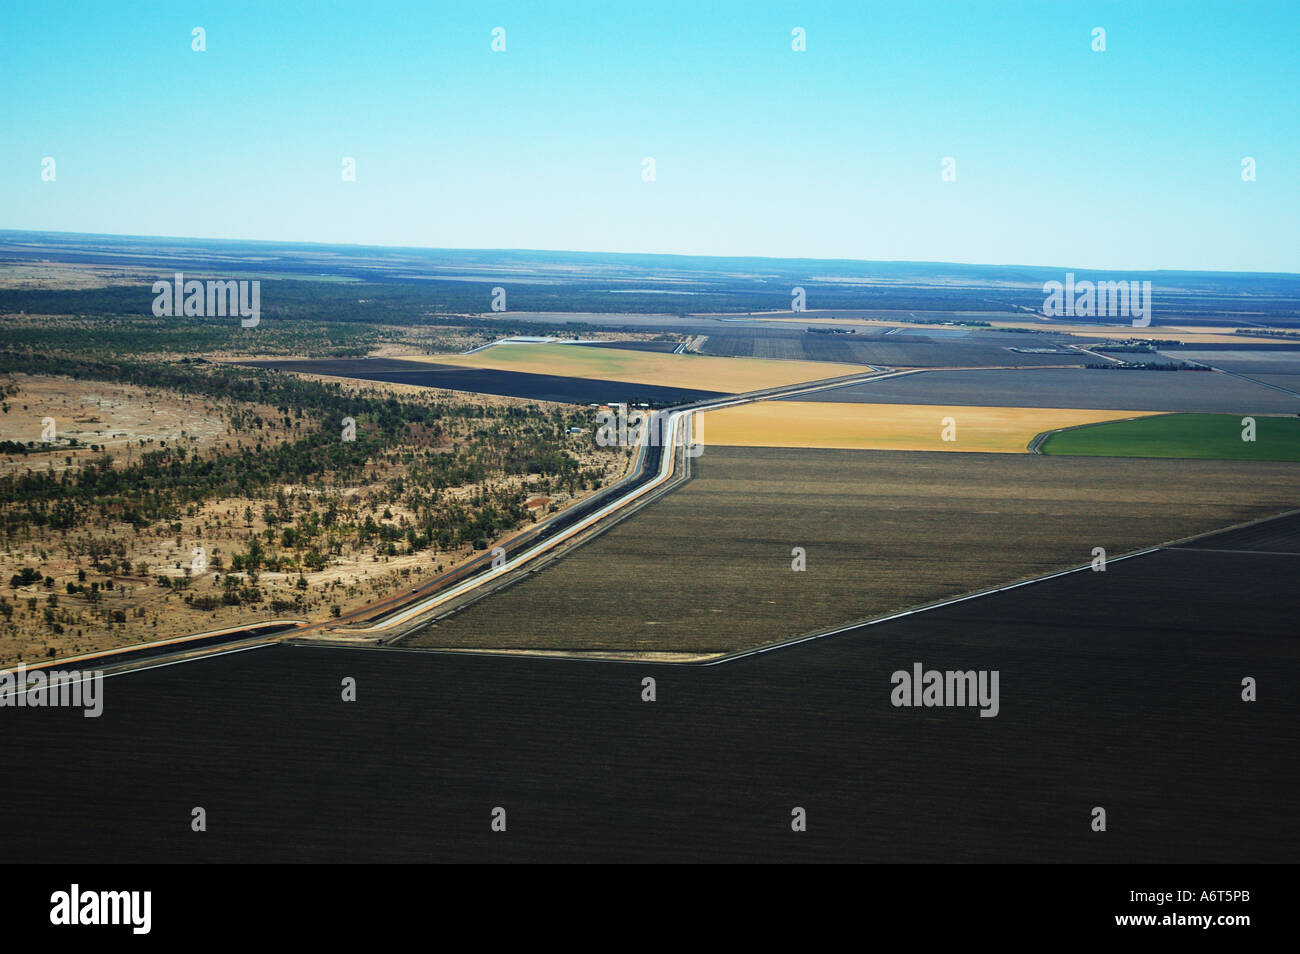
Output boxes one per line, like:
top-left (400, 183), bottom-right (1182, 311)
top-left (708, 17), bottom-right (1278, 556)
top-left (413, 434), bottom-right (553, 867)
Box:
top-left (413, 342), bottom-right (864, 392)
top-left (0, 373), bottom-right (264, 473)
top-left (699, 400), bottom-right (1161, 453)
top-left (0, 372), bottom-right (630, 667)
top-left (0, 263), bottom-right (163, 290)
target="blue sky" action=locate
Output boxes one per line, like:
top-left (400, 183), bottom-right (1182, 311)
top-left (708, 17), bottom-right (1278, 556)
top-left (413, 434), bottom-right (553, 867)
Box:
top-left (2, 1), bottom-right (1296, 271)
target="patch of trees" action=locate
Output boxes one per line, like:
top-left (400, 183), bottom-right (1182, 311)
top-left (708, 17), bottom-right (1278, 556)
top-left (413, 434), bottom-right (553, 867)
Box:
top-left (1084, 362), bottom-right (1200, 371)
top-left (0, 353), bottom-right (606, 578)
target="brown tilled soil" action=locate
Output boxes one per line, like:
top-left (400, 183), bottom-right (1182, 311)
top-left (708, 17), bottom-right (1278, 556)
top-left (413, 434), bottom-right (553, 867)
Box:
top-left (408, 447), bottom-right (1300, 653)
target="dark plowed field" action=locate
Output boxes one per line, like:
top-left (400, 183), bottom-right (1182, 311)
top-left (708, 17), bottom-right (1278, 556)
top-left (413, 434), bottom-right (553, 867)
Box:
top-left (1171, 510), bottom-right (1300, 553)
top-left (1159, 347), bottom-right (1300, 376)
top-left (782, 367), bottom-right (1300, 413)
top-left (2, 537), bottom-right (1294, 862)
top-left (699, 334), bottom-right (1086, 367)
top-left (240, 357), bottom-right (724, 404)
top-left (406, 447), bottom-right (1300, 654)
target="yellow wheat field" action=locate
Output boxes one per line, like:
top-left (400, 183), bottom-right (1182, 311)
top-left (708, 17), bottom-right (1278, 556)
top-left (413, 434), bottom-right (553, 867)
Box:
top-left (699, 401), bottom-right (1164, 453)
top-left (409, 343), bottom-right (865, 393)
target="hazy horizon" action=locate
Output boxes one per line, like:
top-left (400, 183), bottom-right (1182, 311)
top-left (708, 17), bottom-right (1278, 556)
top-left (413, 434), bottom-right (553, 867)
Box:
top-left (5, 227), bottom-right (1298, 280)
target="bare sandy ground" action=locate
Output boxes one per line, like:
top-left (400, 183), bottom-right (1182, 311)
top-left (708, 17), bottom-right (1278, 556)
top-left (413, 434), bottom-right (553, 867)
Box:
top-left (0, 373), bottom-right (241, 472)
top-left (0, 370), bottom-right (631, 666)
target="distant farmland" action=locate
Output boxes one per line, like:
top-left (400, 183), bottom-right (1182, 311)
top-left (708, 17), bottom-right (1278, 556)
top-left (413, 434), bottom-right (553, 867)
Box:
top-left (1158, 347), bottom-right (1300, 376)
top-left (238, 356), bottom-right (724, 404)
top-left (699, 400), bottom-right (1159, 453)
top-left (574, 339), bottom-right (682, 353)
top-left (404, 447), bottom-right (1300, 655)
top-left (785, 316), bottom-right (1300, 344)
top-left (691, 330), bottom-right (886, 364)
top-left (1041, 412), bottom-right (1300, 461)
top-left (422, 342), bottom-right (865, 392)
top-left (697, 334), bottom-right (1087, 368)
top-left (784, 367), bottom-right (1300, 414)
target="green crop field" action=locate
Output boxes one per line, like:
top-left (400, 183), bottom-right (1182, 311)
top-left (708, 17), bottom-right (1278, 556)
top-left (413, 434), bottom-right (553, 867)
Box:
top-left (1040, 412), bottom-right (1300, 461)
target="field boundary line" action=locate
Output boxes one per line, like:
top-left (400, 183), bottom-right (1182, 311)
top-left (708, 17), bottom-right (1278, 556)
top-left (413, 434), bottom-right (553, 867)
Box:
top-left (1168, 547), bottom-right (1300, 557)
top-left (0, 643), bottom-right (275, 696)
top-left (698, 548), bottom-right (1160, 666)
top-left (1, 619), bottom-right (307, 677)
top-left (1028, 412), bottom-right (1175, 454)
top-left (703, 505), bottom-right (1300, 666)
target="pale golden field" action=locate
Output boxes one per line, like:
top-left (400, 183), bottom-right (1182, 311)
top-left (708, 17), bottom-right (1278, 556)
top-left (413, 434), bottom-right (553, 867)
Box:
top-left (412, 343), bottom-right (864, 392)
top-left (699, 401), bottom-right (1162, 453)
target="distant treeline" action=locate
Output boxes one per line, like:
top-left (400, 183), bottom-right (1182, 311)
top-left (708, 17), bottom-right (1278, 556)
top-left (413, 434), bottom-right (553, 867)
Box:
top-left (1236, 328), bottom-right (1300, 339)
top-left (1084, 362), bottom-right (1204, 371)
top-left (5, 272), bottom-right (1297, 323)
top-left (0, 309), bottom-right (613, 359)
top-left (0, 277), bottom-right (1084, 320)
top-left (0, 313), bottom-right (385, 358)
